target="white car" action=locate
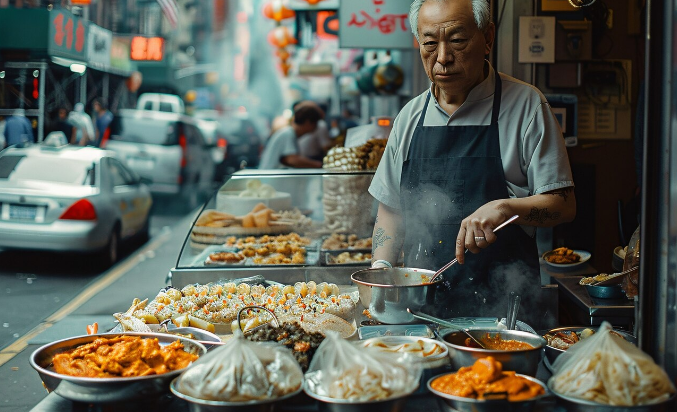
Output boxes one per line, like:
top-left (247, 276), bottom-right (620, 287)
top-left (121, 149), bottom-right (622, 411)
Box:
top-left (0, 140), bottom-right (152, 267)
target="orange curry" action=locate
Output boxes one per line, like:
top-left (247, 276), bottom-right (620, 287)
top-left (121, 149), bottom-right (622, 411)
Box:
top-left (431, 356), bottom-right (544, 401)
top-left (52, 335), bottom-right (198, 378)
top-left (465, 334), bottom-right (535, 350)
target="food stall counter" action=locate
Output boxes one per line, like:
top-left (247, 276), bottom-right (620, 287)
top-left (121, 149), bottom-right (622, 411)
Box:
top-left (554, 276), bottom-right (635, 329)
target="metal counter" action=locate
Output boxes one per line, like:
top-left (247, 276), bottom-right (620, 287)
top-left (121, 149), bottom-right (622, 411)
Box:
top-left (554, 276), bottom-right (635, 329)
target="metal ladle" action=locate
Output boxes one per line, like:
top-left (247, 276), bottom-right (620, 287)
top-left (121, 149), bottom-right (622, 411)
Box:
top-left (407, 308), bottom-right (486, 349)
top-left (429, 215), bottom-right (520, 283)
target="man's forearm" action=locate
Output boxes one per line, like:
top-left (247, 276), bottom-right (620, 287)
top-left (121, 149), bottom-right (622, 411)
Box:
top-left (371, 202), bottom-right (404, 265)
top-left (495, 187), bottom-right (576, 227)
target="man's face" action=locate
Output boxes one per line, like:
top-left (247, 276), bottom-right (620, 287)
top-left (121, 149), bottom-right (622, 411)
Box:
top-left (92, 102), bottom-right (101, 112)
top-left (58, 109), bottom-right (67, 119)
top-left (418, 0), bottom-right (495, 96)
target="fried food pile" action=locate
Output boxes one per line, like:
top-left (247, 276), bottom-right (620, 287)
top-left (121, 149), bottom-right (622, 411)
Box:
top-left (327, 252), bottom-right (372, 264)
top-left (431, 357), bottom-right (544, 401)
top-left (321, 233), bottom-right (372, 250)
top-left (545, 247), bottom-right (581, 264)
top-left (52, 335), bottom-right (198, 378)
top-left (195, 203), bottom-right (280, 229)
top-left (322, 139), bottom-right (387, 171)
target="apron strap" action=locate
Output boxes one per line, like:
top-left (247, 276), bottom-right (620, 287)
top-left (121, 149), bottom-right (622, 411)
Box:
top-left (417, 92), bottom-right (432, 128)
top-left (491, 67), bottom-right (503, 125)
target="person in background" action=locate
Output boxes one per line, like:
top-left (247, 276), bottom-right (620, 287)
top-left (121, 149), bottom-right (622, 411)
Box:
top-left (258, 102), bottom-right (324, 169)
top-left (68, 103), bottom-right (94, 146)
top-left (55, 107), bottom-right (75, 142)
top-left (92, 98), bottom-right (113, 147)
top-left (369, 0), bottom-right (575, 323)
top-left (4, 109), bottom-right (34, 146)
top-left (297, 103), bottom-right (332, 161)
top-left (0, 115), bottom-right (6, 150)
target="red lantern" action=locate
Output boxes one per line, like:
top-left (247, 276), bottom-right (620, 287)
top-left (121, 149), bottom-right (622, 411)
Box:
top-left (267, 26), bottom-right (297, 48)
top-left (263, 1), bottom-right (295, 21)
top-left (279, 61), bottom-right (292, 77)
top-left (276, 47), bottom-right (291, 62)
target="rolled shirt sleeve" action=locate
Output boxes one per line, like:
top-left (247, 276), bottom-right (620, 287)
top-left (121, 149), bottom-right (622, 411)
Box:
top-left (523, 102), bottom-right (575, 195)
top-left (369, 117), bottom-right (404, 210)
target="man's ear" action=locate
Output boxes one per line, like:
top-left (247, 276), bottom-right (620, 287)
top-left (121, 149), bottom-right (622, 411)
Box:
top-left (484, 22), bottom-right (496, 55)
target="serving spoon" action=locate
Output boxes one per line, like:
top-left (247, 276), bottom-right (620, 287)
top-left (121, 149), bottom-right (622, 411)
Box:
top-left (429, 215), bottom-right (520, 283)
top-left (407, 308), bottom-right (486, 349)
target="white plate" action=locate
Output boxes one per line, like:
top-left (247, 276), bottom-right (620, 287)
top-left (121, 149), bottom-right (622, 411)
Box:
top-left (543, 249), bottom-right (591, 269)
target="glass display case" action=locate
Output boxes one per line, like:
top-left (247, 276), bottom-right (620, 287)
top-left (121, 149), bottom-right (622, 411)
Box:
top-left (171, 169), bottom-right (378, 289)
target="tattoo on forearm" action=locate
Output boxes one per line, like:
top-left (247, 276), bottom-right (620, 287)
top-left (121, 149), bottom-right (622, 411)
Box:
top-left (548, 188), bottom-right (573, 201)
top-left (375, 215), bottom-right (379, 224)
top-left (373, 228), bottom-right (392, 251)
top-left (524, 207), bottom-right (561, 223)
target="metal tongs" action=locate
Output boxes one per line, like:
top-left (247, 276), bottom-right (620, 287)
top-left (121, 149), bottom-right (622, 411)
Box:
top-left (591, 266), bottom-right (638, 286)
top-left (430, 215), bottom-right (520, 283)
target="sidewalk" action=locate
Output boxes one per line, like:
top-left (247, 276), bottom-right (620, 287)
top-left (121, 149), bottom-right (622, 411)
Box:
top-left (0, 211), bottom-right (196, 412)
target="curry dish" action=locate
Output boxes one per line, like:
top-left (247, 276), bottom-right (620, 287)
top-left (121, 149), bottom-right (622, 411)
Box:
top-left (52, 335), bottom-right (198, 378)
top-left (464, 334), bottom-right (535, 350)
top-left (430, 356), bottom-right (545, 401)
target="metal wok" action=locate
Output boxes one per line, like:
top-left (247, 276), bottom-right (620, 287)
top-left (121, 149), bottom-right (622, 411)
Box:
top-left (351, 267), bottom-right (442, 324)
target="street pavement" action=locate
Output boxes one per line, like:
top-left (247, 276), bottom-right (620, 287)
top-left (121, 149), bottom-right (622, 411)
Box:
top-left (0, 199), bottom-right (198, 412)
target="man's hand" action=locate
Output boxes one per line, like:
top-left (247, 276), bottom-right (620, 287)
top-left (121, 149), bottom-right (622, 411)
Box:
top-left (455, 188), bottom-right (576, 264)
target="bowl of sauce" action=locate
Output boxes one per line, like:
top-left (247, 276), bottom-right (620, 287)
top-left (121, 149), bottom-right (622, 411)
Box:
top-left (440, 329), bottom-right (546, 377)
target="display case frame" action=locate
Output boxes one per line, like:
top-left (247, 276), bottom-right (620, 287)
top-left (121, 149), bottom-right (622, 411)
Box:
top-left (171, 169), bottom-right (378, 289)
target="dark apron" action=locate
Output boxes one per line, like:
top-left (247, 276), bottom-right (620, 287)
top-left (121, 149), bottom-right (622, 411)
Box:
top-left (400, 69), bottom-right (541, 322)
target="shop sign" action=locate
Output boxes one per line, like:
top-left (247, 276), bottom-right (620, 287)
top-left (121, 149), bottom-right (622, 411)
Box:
top-left (48, 9), bottom-right (88, 60)
top-left (110, 36), bottom-right (133, 73)
top-left (288, 0), bottom-right (339, 10)
top-left (130, 36), bottom-right (165, 61)
top-left (339, 0), bottom-right (414, 49)
top-left (87, 25), bottom-right (112, 69)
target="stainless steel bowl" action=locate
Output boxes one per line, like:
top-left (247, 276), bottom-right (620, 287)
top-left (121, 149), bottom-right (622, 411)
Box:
top-left (440, 329), bottom-right (546, 376)
top-left (548, 381), bottom-right (676, 412)
top-left (170, 377), bottom-right (304, 412)
top-left (351, 267), bottom-right (441, 324)
top-left (542, 326), bottom-right (636, 366)
top-left (303, 372), bottom-right (418, 412)
top-left (361, 336), bottom-right (450, 394)
top-left (428, 373), bottom-right (550, 412)
top-left (29, 332), bottom-right (207, 403)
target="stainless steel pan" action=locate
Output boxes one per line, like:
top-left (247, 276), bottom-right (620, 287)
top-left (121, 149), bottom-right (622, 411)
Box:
top-left (351, 267), bottom-right (441, 324)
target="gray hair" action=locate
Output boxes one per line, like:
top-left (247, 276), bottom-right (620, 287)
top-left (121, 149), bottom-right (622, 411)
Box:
top-left (409, 0), bottom-right (491, 41)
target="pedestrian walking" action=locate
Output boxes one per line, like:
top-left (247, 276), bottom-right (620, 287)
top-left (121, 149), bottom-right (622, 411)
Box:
top-left (92, 98), bottom-right (113, 147)
top-left (4, 109), bottom-right (34, 146)
top-left (68, 103), bottom-right (94, 146)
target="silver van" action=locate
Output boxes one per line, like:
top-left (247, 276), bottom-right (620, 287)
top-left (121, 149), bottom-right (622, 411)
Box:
top-left (101, 109), bottom-right (214, 198)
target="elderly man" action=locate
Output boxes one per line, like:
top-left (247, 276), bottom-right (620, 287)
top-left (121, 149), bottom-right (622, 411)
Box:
top-left (369, 0), bottom-right (576, 320)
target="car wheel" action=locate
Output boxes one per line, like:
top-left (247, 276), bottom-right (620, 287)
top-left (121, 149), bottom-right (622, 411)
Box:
top-left (100, 227), bottom-right (120, 269)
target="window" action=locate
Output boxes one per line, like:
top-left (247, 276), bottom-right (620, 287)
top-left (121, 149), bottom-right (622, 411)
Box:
top-left (108, 158), bottom-right (135, 187)
top-left (0, 154), bottom-right (93, 185)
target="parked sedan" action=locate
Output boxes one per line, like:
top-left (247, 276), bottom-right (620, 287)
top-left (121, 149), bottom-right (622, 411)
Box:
top-left (101, 109), bottom-right (215, 198)
top-left (0, 141), bottom-right (152, 267)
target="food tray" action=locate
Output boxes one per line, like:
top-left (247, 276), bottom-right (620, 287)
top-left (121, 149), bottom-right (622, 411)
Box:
top-left (319, 234), bottom-right (372, 253)
top-left (191, 224), bottom-right (293, 239)
top-left (191, 245), bottom-right (246, 267)
top-left (323, 251), bottom-right (372, 266)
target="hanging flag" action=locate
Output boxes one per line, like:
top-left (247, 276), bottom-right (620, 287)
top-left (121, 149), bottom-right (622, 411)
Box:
top-left (157, 0), bottom-right (179, 28)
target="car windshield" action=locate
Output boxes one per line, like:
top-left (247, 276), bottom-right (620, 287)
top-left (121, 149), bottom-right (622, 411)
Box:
top-left (109, 116), bottom-right (177, 145)
top-left (0, 155), bottom-right (94, 185)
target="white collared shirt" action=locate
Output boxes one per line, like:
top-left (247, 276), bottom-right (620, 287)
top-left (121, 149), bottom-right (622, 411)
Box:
top-left (369, 62), bottom-right (574, 236)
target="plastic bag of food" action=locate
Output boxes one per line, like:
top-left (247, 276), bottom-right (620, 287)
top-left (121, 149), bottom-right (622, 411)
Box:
top-left (549, 321), bottom-right (675, 406)
top-left (175, 330), bottom-right (303, 402)
top-left (305, 331), bottom-right (421, 401)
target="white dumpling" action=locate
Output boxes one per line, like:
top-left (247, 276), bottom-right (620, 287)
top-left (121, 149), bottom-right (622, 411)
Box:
top-left (246, 179), bottom-right (262, 190)
top-left (257, 184), bottom-right (276, 198)
top-left (239, 189), bottom-right (257, 198)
